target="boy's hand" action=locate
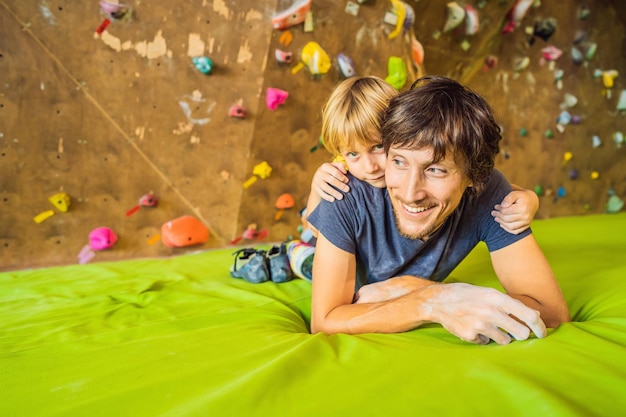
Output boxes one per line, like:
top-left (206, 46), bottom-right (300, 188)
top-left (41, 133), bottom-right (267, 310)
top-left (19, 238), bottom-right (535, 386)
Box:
top-left (491, 189), bottom-right (539, 235)
top-left (311, 162), bottom-right (350, 202)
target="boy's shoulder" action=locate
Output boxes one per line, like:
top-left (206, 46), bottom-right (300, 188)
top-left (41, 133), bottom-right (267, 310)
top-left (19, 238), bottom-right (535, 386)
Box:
top-left (341, 174), bottom-right (387, 206)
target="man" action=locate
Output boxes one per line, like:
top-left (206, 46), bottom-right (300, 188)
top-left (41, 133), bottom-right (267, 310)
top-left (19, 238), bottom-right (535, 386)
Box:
top-left (307, 76), bottom-right (570, 345)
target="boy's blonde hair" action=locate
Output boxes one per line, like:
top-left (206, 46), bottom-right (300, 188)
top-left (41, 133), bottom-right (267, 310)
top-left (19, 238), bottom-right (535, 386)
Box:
top-left (321, 76), bottom-right (398, 156)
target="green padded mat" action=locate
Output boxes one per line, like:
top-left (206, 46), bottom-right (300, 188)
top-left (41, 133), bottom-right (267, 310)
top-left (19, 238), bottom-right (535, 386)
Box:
top-left (1, 213), bottom-right (625, 416)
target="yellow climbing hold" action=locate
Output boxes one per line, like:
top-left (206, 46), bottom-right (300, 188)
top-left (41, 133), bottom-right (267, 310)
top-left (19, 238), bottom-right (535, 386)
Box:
top-left (34, 210), bottom-right (55, 224)
top-left (48, 192), bottom-right (71, 212)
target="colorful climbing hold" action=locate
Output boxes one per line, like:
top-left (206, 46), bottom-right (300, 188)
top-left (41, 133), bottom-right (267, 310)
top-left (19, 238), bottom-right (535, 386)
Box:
top-left (266, 87), bottom-right (288, 111)
top-left (541, 46), bottom-right (562, 62)
top-left (411, 34), bottom-right (425, 67)
top-left (48, 192), bottom-right (71, 212)
top-left (252, 161), bottom-right (272, 179)
top-left (89, 227), bottom-right (118, 251)
top-left (557, 111), bottom-right (572, 126)
top-left (464, 5), bottom-right (479, 35)
top-left (388, 0), bottom-right (415, 39)
top-left (33, 210), bottom-right (55, 224)
top-left (385, 56), bottom-right (407, 90)
top-left (99, 0), bottom-right (130, 20)
top-left (502, 0), bottom-right (533, 34)
top-left (533, 18), bottom-right (557, 41)
top-left (229, 104), bottom-right (247, 118)
top-left (602, 70), bottom-right (618, 89)
top-left (571, 47), bottom-right (584, 65)
top-left (300, 41), bottom-right (331, 75)
top-left (606, 195), bottom-right (624, 214)
top-left (617, 90), bottom-right (626, 111)
top-left (275, 49), bottom-right (293, 64)
top-left (161, 215), bottom-right (209, 248)
top-left (192, 56), bottom-right (213, 74)
top-left (563, 151), bottom-right (573, 163)
top-left (275, 193), bottom-right (295, 220)
top-left (139, 193), bottom-right (158, 207)
top-left (613, 132), bottom-right (624, 148)
top-left (271, 0), bottom-right (311, 30)
top-left (483, 55), bottom-right (498, 72)
top-left (585, 43), bottom-right (597, 61)
top-left (337, 53), bottom-right (357, 78)
top-left (443, 1), bottom-right (466, 33)
top-left (592, 135), bottom-right (602, 148)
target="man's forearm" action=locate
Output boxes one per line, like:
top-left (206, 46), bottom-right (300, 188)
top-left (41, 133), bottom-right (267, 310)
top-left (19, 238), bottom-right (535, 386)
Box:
top-left (313, 281), bottom-right (438, 334)
top-left (354, 275), bottom-right (434, 304)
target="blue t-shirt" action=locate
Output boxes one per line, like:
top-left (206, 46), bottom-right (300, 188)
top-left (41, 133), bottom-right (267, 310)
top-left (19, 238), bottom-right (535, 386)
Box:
top-left (307, 169), bottom-right (531, 286)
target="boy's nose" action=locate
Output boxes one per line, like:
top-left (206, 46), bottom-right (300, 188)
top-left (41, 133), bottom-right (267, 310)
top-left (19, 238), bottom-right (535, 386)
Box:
top-left (364, 156), bottom-right (381, 173)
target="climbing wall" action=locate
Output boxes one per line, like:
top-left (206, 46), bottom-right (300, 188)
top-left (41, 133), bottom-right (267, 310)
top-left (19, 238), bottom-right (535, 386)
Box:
top-left (0, 0), bottom-right (277, 270)
top-left (1, 0), bottom-right (624, 272)
top-left (238, 0), bottom-right (626, 246)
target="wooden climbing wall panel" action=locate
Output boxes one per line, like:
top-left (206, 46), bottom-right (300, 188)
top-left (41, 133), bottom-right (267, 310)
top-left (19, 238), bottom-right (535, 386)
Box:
top-left (1, 0), bottom-right (625, 271)
top-left (238, 0), bottom-right (626, 244)
top-left (0, 0), bottom-right (277, 270)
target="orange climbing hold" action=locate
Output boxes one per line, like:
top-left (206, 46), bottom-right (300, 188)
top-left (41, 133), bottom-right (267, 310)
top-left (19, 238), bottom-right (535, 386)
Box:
top-left (161, 215), bottom-right (209, 248)
top-left (275, 193), bottom-right (295, 221)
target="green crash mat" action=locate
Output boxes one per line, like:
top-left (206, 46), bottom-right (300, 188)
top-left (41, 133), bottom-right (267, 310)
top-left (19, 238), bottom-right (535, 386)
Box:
top-left (1, 213), bottom-right (626, 416)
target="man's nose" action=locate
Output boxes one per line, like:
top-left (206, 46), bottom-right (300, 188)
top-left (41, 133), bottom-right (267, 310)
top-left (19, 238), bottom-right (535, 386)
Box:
top-left (402, 169), bottom-right (428, 201)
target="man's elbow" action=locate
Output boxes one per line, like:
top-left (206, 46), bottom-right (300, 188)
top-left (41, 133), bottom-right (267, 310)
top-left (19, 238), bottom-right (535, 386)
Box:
top-left (545, 306), bottom-right (571, 328)
top-left (310, 317), bottom-right (330, 334)
top-left (310, 316), bottom-right (350, 335)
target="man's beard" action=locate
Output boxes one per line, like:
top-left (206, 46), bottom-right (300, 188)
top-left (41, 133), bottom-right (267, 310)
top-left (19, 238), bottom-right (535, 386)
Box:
top-left (391, 204), bottom-right (440, 241)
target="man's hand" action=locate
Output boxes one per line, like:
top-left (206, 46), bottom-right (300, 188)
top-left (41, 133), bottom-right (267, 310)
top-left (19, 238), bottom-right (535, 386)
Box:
top-left (422, 283), bottom-right (546, 345)
top-left (311, 162), bottom-right (350, 202)
top-left (492, 188), bottom-right (539, 235)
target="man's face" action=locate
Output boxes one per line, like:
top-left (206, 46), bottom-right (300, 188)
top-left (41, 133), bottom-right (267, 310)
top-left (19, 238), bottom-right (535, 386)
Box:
top-left (385, 146), bottom-right (471, 240)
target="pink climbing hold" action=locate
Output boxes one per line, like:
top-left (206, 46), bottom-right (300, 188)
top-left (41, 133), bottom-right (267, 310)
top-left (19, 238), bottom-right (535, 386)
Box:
top-left (89, 227), bottom-right (118, 251)
top-left (139, 193), bottom-right (158, 207)
top-left (266, 88), bottom-right (288, 111)
top-left (229, 104), bottom-right (247, 118)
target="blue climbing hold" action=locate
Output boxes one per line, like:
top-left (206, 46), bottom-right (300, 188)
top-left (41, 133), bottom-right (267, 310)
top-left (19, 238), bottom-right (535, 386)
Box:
top-left (192, 56), bottom-right (213, 74)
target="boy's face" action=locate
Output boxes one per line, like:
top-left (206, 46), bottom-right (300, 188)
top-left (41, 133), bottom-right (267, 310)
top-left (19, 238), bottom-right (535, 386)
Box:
top-left (385, 146), bottom-right (472, 240)
top-left (340, 137), bottom-right (387, 188)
